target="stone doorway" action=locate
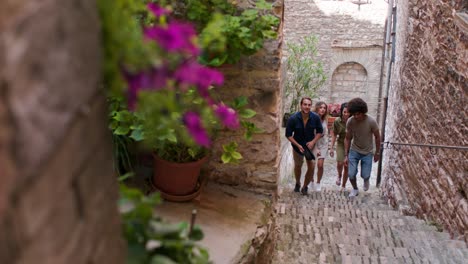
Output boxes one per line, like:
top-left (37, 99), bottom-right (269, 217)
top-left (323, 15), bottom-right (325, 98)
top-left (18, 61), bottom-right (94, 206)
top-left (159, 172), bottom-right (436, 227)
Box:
top-left (330, 62), bottom-right (368, 104)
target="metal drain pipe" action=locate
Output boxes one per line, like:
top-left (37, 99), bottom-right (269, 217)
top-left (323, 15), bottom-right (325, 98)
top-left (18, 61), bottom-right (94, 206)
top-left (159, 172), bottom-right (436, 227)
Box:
top-left (376, 0), bottom-right (395, 187)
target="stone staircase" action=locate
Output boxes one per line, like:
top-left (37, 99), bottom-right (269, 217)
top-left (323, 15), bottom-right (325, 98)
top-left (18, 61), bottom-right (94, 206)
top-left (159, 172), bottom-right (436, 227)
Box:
top-left (273, 188), bottom-right (468, 264)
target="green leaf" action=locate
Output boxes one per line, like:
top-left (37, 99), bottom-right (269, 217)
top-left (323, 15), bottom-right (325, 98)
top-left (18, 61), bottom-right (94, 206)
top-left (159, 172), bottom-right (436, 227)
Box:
top-left (256, 0), bottom-right (272, 9)
top-left (130, 129), bottom-right (144, 141)
top-left (114, 126), bottom-right (130, 135)
top-left (239, 109), bottom-right (256, 119)
top-left (262, 15), bottom-right (280, 26)
top-left (262, 30), bottom-right (277, 39)
top-left (253, 127), bottom-right (264, 133)
top-left (198, 247), bottom-right (210, 260)
top-left (151, 222), bottom-right (185, 238)
top-left (241, 120), bottom-right (253, 129)
top-left (231, 151), bottom-right (243, 160)
top-left (205, 55), bottom-right (228, 67)
top-left (119, 184), bottom-right (143, 200)
top-left (221, 153), bottom-right (231, 163)
top-left (244, 40), bottom-right (257, 49)
top-left (233, 96), bottom-right (248, 109)
top-left (118, 172), bottom-right (134, 182)
top-left (109, 120), bottom-right (119, 130)
top-left (127, 243), bottom-right (149, 264)
top-left (189, 225), bottom-right (204, 241)
top-left (237, 27), bottom-right (251, 38)
top-left (222, 142), bottom-right (238, 152)
top-left (114, 111), bottom-right (133, 122)
top-left (245, 131), bottom-right (253, 141)
top-left (150, 255), bottom-right (178, 264)
top-left (167, 133), bottom-right (177, 143)
top-left (241, 9), bottom-right (258, 21)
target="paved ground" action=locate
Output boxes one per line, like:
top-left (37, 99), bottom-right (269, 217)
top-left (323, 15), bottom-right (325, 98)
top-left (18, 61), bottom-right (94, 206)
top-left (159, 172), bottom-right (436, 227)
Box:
top-left (273, 158), bottom-right (468, 263)
top-left (154, 182), bottom-right (270, 264)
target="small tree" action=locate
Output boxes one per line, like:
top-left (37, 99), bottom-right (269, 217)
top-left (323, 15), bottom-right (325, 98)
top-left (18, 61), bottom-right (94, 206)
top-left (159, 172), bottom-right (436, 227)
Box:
top-left (284, 36), bottom-right (326, 114)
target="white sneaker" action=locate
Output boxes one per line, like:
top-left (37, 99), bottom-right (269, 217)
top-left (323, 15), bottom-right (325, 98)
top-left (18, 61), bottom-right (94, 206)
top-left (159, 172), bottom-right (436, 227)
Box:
top-left (308, 182), bottom-right (315, 189)
top-left (315, 183), bottom-right (321, 192)
top-left (349, 189), bottom-right (359, 198)
top-left (363, 180), bottom-right (370, 191)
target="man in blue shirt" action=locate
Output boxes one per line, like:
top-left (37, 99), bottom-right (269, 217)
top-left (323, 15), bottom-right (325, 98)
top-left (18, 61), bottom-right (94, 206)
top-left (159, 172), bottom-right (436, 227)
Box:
top-left (286, 97), bottom-right (323, 195)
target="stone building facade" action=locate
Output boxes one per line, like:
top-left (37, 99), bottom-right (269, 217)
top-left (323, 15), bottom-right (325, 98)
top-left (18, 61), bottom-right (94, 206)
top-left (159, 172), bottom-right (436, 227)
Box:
top-left (283, 0), bottom-right (387, 119)
top-left (381, 0), bottom-right (468, 241)
top-left (0, 1), bottom-right (125, 262)
top-left (206, 0), bottom-right (284, 193)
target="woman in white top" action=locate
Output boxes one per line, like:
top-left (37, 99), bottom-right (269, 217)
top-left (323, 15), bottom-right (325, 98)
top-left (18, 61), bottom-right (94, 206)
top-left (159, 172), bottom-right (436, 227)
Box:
top-left (312, 101), bottom-right (329, 192)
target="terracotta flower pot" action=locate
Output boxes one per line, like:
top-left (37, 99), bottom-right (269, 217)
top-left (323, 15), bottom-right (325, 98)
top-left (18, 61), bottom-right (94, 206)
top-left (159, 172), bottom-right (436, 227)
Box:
top-left (327, 116), bottom-right (337, 131)
top-left (153, 155), bottom-right (208, 196)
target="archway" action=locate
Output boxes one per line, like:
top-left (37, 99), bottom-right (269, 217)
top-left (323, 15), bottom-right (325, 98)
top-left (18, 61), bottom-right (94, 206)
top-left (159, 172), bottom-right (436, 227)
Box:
top-left (330, 62), bottom-right (368, 104)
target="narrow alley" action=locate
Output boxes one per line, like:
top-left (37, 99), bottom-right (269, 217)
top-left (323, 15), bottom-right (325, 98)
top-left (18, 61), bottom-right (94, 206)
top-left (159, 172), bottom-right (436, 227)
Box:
top-left (272, 158), bottom-right (468, 263)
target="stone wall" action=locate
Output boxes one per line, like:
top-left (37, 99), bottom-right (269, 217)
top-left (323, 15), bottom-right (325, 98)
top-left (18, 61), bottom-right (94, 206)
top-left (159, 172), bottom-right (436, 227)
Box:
top-left (381, 0), bottom-right (468, 241)
top-left (0, 1), bottom-right (125, 262)
top-left (205, 0), bottom-right (284, 193)
top-left (283, 0), bottom-right (387, 118)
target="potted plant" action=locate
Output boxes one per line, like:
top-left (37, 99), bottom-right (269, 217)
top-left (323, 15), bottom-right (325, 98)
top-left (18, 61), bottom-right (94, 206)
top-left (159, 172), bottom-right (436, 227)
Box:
top-left (139, 90), bottom-right (256, 200)
top-left (99, 0), bottom-right (275, 262)
top-left (109, 2), bottom-right (263, 201)
top-left (282, 35), bottom-right (326, 126)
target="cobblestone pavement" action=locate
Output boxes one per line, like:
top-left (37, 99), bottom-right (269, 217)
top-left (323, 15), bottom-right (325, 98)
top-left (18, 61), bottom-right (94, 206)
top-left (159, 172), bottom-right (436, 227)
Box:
top-left (273, 158), bottom-right (468, 263)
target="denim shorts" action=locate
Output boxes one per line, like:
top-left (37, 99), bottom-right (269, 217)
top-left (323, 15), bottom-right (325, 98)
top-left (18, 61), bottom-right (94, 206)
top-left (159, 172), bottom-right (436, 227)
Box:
top-left (347, 149), bottom-right (373, 180)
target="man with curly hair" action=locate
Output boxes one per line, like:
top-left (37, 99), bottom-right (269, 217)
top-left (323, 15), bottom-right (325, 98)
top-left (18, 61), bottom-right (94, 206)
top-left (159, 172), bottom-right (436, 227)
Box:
top-left (344, 98), bottom-right (381, 198)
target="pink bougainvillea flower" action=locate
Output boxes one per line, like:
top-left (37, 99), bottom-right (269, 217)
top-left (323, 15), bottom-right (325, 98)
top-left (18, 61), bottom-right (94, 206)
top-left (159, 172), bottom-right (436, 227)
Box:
top-left (123, 71), bottom-right (149, 110)
top-left (147, 3), bottom-right (171, 17)
top-left (214, 104), bottom-right (240, 129)
top-left (327, 103), bottom-right (341, 116)
top-left (197, 66), bottom-right (224, 89)
top-left (149, 67), bottom-right (170, 90)
top-left (183, 112), bottom-right (211, 147)
top-left (123, 66), bottom-right (170, 110)
top-left (144, 21), bottom-right (199, 55)
top-left (174, 61), bottom-right (223, 104)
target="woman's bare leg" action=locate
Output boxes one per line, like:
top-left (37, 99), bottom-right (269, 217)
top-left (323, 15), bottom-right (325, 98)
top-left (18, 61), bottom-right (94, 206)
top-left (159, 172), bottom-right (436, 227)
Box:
top-left (342, 165), bottom-right (348, 188)
top-left (316, 159), bottom-right (324, 183)
top-left (336, 161), bottom-right (344, 185)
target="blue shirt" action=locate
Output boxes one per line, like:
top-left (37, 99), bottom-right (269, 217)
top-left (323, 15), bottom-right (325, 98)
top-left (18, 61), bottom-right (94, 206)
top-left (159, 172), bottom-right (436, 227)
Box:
top-left (285, 111), bottom-right (323, 155)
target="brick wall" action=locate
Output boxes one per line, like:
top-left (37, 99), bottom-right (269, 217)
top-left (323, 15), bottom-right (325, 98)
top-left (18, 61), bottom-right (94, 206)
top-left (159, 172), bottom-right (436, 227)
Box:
top-left (0, 1), bottom-right (125, 262)
top-left (381, 0), bottom-right (468, 241)
top-left (283, 0), bottom-right (387, 118)
top-left (205, 0), bottom-right (284, 193)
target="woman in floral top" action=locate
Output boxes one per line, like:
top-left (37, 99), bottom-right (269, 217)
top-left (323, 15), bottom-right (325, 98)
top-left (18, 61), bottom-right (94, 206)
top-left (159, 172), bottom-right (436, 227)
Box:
top-left (330, 103), bottom-right (350, 190)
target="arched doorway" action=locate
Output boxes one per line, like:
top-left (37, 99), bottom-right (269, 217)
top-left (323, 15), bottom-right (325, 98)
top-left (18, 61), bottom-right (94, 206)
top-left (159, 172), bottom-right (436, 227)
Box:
top-left (330, 62), bottom-right (368, 104)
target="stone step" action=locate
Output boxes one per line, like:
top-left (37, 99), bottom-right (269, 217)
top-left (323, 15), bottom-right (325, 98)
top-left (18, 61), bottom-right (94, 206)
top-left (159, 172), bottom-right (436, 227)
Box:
top-left (277, 217), bottom-right (442, 233)
top-left (274, 244), bottom-right (467, 264)
top-left (274, 186), bottom-right (467, 264)
top-left (275, 234), bottom-right (467, 255)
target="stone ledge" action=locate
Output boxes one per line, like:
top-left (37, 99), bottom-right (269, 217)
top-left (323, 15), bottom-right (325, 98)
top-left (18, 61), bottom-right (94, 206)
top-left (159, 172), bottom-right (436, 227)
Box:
top-left (331, 39), bottom-right (383, 49)
top-left (155, 182), bottom-right (275, 264)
